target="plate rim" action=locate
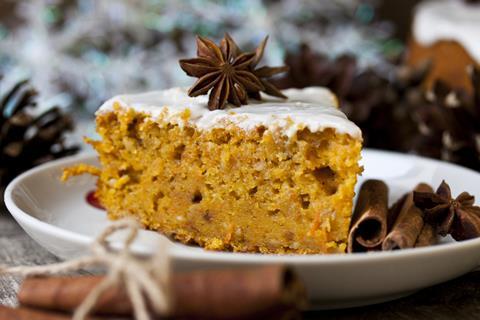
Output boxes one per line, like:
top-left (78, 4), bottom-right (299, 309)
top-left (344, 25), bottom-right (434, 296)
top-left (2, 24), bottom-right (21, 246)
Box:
top-left (5, 150), bottom-right (480, 265)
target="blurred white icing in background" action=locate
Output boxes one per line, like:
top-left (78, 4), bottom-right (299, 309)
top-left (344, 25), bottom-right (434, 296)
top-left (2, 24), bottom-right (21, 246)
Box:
top-left (413, 0), bottom-right (480, 62)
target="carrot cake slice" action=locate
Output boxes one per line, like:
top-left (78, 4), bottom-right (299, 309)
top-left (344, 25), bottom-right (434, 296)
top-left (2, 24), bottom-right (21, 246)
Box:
top-left (407, 0), bottom-right (480, 92)
top-left (65, 34), bottom-right (363, 254)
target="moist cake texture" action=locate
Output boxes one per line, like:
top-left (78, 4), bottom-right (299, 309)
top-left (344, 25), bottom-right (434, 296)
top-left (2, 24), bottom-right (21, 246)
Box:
top-left (69, 87), bottom-right (362, 254)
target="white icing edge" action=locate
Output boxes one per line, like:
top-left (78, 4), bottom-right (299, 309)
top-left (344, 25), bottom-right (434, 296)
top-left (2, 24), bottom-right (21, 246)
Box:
top-left (97, 86), bottom-right (362, 140)
top-left (413, 0), bottom-right (480, 62)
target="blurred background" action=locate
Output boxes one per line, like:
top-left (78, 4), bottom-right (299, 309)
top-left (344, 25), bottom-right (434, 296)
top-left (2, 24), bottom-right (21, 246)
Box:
top-left (0, 0), bottom-right (415, 113)
top-left (2, 0), bottom-right (480, 189)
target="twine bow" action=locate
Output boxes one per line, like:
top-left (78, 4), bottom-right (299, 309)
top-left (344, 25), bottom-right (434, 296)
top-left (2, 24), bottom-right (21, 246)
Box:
top-left (0, 218), bottom-right (172, 320)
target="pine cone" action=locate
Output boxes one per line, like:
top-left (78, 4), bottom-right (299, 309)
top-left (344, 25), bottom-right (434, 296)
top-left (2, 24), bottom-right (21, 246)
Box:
top-left (0, 78), bottom-right (78, 189)
top-left (274, 44), bottom-right (357, 97)
top-left (410, 75), bottom-right (480, 170)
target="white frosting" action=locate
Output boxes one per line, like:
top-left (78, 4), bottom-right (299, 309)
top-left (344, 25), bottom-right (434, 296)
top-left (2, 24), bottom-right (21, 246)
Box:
top-left (97, 86), bottom-right (361, 139)
top-left (413, 0), bottom-right (480, 62)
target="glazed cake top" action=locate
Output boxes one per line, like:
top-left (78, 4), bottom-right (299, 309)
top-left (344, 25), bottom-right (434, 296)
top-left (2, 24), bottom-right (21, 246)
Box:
top-left (413, 0), bottom-right (480, 62)
top-left (98, 86), bottom-right (362, 140)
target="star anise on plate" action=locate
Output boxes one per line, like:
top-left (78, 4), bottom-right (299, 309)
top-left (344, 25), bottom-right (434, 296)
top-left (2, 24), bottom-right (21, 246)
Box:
top-left (414, 180), bottom-right (480, 240)
top-left (179, 34), bottom-right (287, 110)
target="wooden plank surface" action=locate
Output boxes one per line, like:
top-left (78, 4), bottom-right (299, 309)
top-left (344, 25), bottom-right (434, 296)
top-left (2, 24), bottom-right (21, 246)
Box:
top-left (1, 206), bottom-right (480, 319)
top-left (0, 208), bottom-right (60, 307)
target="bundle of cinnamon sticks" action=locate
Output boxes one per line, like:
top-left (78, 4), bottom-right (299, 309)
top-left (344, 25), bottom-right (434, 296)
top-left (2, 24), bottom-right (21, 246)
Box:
top-left (348, 179), bottom-right (438, 253)
top-left (1, 266), bottom-right (307, 319)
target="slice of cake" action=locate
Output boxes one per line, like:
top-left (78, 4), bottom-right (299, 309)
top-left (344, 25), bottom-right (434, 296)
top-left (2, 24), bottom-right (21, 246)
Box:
top-left (68, 86), bottom-right (362, 254)
top-left (65, 34), bottom-right (362, 254)
top-left (407, 0), bottom-right (480, 93)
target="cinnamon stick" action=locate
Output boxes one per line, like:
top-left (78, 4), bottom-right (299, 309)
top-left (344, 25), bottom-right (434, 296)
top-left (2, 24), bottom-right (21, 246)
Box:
top-left (18, 266), bottom-right (307, 319)
top-left (415, 223), bottom-right (438, 247)
top-left (348, 180), bottom-right (389, 253)
top-left (383, 183), bottom-right (433, 250)
top-left (387, 193), bottom-right (408, 232)
top-left (0, 305), bottom-right (74, 320)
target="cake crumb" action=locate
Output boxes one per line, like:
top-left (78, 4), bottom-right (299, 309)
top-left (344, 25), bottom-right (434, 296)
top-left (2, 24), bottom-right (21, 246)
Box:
top-left (62, 164), bottom-right (101, 181)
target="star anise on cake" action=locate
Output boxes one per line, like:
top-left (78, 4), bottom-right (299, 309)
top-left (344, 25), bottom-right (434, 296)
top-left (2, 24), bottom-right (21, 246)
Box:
top-left (247, 35), bottom-right (288, 100)
top-left (179, 34), bottom-right (287, 110)
top-left (414, 181), bottom-right (480, 240)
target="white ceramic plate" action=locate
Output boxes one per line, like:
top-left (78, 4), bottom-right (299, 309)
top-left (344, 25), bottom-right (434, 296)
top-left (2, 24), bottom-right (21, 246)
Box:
top-left (5, 150), bottom-right (480, 309)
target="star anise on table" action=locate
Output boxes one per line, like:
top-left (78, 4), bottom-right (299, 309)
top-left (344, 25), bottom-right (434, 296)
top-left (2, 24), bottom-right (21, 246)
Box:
top-left (179, 34), bottom-right (287, 110)
top-left (414, 180), bottom-right (480, 241)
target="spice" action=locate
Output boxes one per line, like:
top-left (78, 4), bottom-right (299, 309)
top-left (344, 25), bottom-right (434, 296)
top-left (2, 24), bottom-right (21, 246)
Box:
top-left (179, 34), bottom-right (287, 110)
top-left (347, 180), bottom-right (389, 253)
top-left (247, 35), bottom-right (289, 100)
top-left (383, 183), bottom-right (434, 250)
top-left (18, 266), bottom-right (306, 319)
top-left (415, 223), bottom-right (438, 248)
top-left (347, 181), bottom-right (442, 252)
top-left (0, 305), bottom-right (75, 320)
top-left (414, 180), bottom-right (480, 241)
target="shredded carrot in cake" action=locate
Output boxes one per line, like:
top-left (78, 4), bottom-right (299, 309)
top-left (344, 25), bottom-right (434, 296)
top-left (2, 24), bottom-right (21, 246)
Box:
top-left (62, 164), bottom-right (101, 181)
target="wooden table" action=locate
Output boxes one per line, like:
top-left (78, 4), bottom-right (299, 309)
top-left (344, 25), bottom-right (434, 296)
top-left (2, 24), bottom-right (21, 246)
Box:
top-left (2, 207), bottom-right (480, 319)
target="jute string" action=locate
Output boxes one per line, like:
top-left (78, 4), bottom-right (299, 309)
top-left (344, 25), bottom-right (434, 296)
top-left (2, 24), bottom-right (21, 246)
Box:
top-left (0, 218), bottom-right (172, 320)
